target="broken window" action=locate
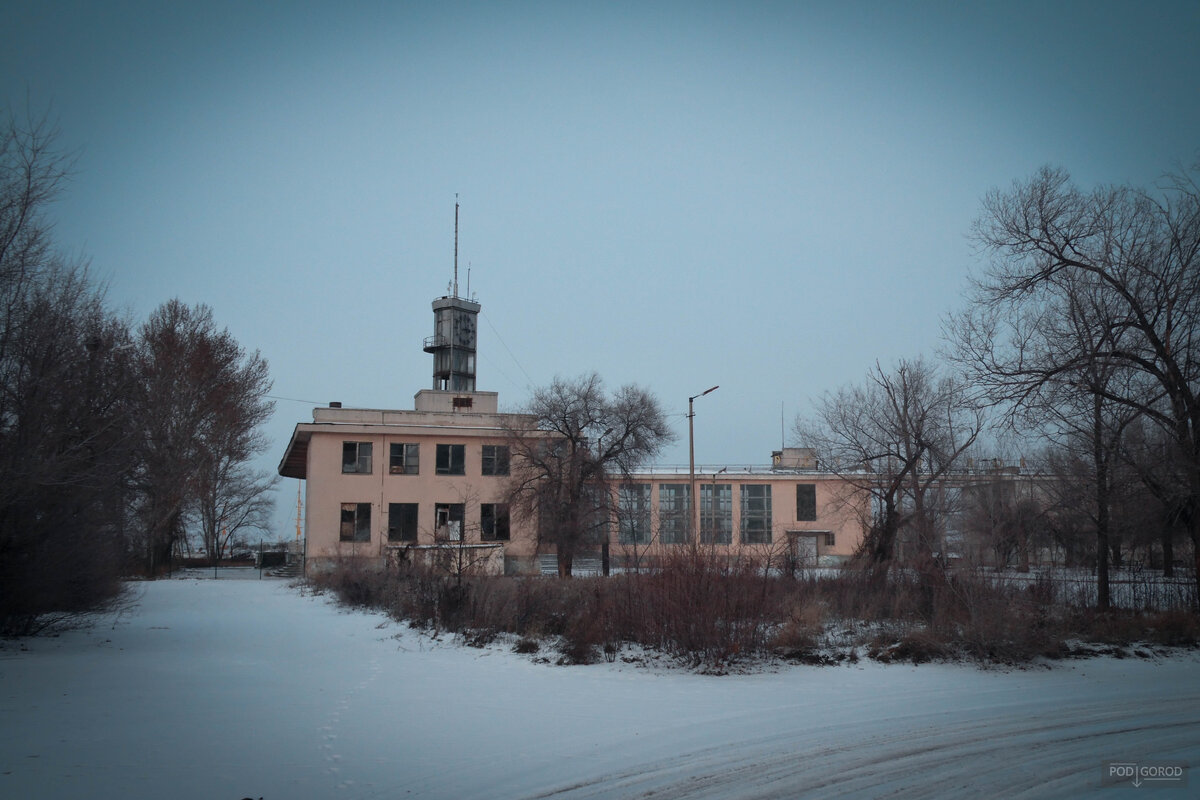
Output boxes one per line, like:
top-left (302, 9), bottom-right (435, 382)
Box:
top-left (796, 484), bottom-right (817, 521)
top-left (434, 502), bottom-right (465, 540)
top-left (435, 444), bottom-right (465, 475)
top-left (481, 503), bottom-right (510, 541)
top-left (658, 484), bottom-right (691, 544)
top-left (481, 445), bottom-right (510, 476)
top-left (387, 503), bottom-right (418, 542)
top-left (740, 484), bottom-right (772, 544)
top-left (389, 443), bottom-right (419, 475)
top-left (341, 441), bottom-right (373, 474)
top-left (340, 502), bottom-right (371, 542)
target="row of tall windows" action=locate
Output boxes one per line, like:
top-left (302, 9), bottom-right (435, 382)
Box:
top-left (340, 476), bottom-right (817, 545)
top-left (617, 483), bottom-right (818, 545)
top-left (341, 441), bottom-right (509, 476)
top-left (339, 502), bottom-right (510, 543)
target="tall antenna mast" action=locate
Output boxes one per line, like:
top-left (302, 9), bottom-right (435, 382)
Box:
top-left (453, 196), bottom-right (460, 298)
top-left (295, 484), bottom-right (303, 542)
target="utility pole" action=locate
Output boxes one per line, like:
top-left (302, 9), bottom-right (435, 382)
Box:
top-left (688, 385), bottom-right (719, 541)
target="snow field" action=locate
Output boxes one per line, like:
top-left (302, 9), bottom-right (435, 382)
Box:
top-left (1, 576), bottom-right (1197, 799)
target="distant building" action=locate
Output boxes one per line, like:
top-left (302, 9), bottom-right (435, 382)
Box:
top-left (278, 290), bottom-right (867, 574)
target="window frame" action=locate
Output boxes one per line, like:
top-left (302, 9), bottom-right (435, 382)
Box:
top-left (796, 483), bottom-right (817, 521)
top-left (387, 502), bottom-right (419, 542)
top-left (618, 483), bottom-right (652, 545)
top-left (700, 482), bottom-right (733, 544)
top-left (434, 502), bottom-right (466, 540)
top-left (481, 503), bottom-right (510, 541)
top-left (435, 443), bottom-right (466, 475)
top-left (340, 502), bottom-right (371, 542)
top-left (341, 441), bottom-right (373, 474)
top-left (740, 484), bottom-right (773, 544)
top-left (389, 442), bottom-right (420, 475)
top-left (658, 483), bottom-right (691, 544)
top-left (481, 444), bottom-right (510, 476)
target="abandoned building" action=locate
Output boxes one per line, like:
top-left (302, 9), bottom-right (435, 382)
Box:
top-left (277, 277), bottom-right (869, 575)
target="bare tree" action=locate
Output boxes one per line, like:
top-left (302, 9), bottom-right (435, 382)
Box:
top-left (193, 457), bottom-right (276, 561)
top-left (614, 481), bottom-right (656, 573)
top-left (505, 373), bottom-right (675, 577)
top-left (131, 300), bottom-right (274, 574)
top-left (0, 107), bottom-right (73, 306)
top-left (951, 162), bottom-right (1200, 606)
top-left (425, 490), bottom-right (505, 586)
top-left (952, 271), bottom-right (1143, 606)
top-left (1121, 418), bottom-right (1190, 574)
top-left (959, 468), bottom-right (1040, 570)
top-left (793, 357), bottom-right (983, 577)
top-left (0, 109), bottom-right (135, 633)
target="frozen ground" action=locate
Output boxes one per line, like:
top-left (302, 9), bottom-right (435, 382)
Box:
top-left (2, 573), bottom-right (1197, 799)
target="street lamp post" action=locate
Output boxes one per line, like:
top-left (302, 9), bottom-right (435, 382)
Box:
top-left (688, 385), bottom-right (719, 541)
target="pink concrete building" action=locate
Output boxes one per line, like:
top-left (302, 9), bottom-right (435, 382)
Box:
top-left (277, 291), bottom-right (867, 574)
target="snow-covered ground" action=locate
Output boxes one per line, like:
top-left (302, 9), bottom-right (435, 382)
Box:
top-left (2, 573), bottom-right (1196, 799)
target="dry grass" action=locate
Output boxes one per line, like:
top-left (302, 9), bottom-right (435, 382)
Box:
top-left (307, 557), bottom-right (1199, 669)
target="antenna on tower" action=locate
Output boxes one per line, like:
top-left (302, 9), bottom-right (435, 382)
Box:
top-left (466, 262), bottom-right (471, 300)
top-left (453, 196), bottom-right (460, 298)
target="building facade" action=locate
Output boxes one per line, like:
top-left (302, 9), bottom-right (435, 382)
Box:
top-left (277, 292), bottom-right (868, 573)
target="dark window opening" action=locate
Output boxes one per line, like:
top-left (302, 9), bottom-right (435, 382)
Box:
top-left (481, 445), bottom-right (510, 476)
top-left (796, 484), bottom-right (817, 521)
top-left (387, 503), bottom-right (418, 542)
top-left (390, 442), bottom-right (419, 475)
top-left (342, 441), bottom-right (373, 474)
top-left (436, 444), bottom-right (465, 475)
top-left (340, 502), bottom-right (371, 542)
top-left (481, 503), bottom-right (510, 541)
top-left (435, 502), bottom-right (465, 540)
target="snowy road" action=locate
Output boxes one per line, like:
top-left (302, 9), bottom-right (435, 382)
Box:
top-left (1, 576), bottom-right (1195, 799)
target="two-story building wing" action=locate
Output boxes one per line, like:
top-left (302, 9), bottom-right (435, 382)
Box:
top-left (278, 289), bottom-right (868, 574)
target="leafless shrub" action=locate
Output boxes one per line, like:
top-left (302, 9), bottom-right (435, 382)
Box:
top-left (1146, 609), bottom-right (1200, 646)
top-left (308, 552), bottom-right (1199, 668)
top-left (513, 637), bottom-right (540, 654)
top-left (869, 629), bottom-right (952, 664)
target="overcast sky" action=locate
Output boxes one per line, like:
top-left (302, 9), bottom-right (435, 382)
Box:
top-left (5, 1), bottom-right (1198, 534)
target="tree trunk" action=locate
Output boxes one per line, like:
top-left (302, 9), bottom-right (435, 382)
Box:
top-left (1190, 499), bottom-right (1200, 612)
top-left (1190, 467), bottom-right (1200, 610)
top-left (557, 545), bottom-right (574, 578)
top-left (1161, 529), bottom-right (1174, 577)
top-left (1094, 403), bottom-right (1111, 611)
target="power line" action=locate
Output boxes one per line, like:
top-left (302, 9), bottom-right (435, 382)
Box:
top-left (481, 310), bottom-right (536, 389)
top-left (265, 394), bottom-right (326, 405)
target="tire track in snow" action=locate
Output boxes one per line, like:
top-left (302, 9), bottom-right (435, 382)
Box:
top-left (524, 692), bottom-right (1199, 799)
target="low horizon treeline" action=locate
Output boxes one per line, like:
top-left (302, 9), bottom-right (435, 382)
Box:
top-left (0, 112), bottom-right (277, 635)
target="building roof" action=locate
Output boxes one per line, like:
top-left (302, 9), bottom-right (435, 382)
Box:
top-left (275, 404), bottom-right (537, 480)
